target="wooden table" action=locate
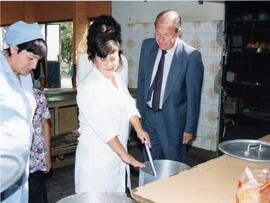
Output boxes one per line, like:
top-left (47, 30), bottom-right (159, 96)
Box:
top-left (132, 135), bottom-right (270, 203)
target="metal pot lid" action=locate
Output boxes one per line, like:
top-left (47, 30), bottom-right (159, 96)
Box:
top-left (218, 139), bottom-right (270, 162)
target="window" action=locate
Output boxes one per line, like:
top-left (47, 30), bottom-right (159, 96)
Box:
top-left (1, 21), bottom-right (73, 89)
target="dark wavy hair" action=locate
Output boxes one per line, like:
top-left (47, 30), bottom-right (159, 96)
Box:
top-left (87, 15), bottom-right (122, 61)
top-left (6, 39), bottom-right (47, 58)
top-left (88, 33), bottom-right (120, 61)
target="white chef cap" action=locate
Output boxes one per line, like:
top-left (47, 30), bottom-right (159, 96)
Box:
top-left (5, 20), bottom-right (43, 45)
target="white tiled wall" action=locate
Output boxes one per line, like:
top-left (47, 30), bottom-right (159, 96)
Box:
top-left (113, 2), bottom-right (225, 151)
top-left (182, 21), bottom-right (224, 151)
top-left (121, 20), bottom-right (224, 151)
top-left (121, 23), bottom-right (154, 86)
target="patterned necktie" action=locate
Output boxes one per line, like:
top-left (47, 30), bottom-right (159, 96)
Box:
top-left (152, 50), bottom-right (167, 112)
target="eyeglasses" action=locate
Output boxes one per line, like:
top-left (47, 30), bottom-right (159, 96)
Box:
top-left (155, 31), bottom-right (175, 39)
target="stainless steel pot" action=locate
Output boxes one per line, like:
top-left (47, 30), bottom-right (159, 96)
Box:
top-left (56, 192), bottom-right (135, 203)
top-left (139, 159), bottom-right (190, 186)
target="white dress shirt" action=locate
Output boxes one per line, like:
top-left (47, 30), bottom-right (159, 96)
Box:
top-left (147, 38), bottom-right (179, 109)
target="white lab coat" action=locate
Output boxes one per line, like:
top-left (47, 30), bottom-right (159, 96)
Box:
top-left (75, 64), bottom-right (139, 194)
top-left (0, 52), bottom-right (36, 202)
top-left (77, 53), bottom-right (128, 86)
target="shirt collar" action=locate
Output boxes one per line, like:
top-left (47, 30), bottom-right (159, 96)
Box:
top-left (0, 51), bottom-right (13, 74)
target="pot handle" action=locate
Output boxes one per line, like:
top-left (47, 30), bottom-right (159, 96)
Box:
top-left (244, 143), bottom-right (263, 156)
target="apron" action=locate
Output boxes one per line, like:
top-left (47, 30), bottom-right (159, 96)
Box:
top-left (0, 52), bottom-right (36, 202)
top-left (75, 66), bottom-right (139, 194)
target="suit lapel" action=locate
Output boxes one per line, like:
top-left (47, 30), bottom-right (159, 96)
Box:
top-left (163, 39), bottom-right (184, 104)
top-left (144, 45), bottom-right (159, 100)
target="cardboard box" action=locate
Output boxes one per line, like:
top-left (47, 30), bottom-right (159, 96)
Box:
top-left (132, 135), bottom-right (270, 203)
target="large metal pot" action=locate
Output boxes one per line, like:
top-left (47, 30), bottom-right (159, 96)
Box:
top-left (56, 192), bottom-right (135, 203)
top-left (139, 159), bottom-right (190, 186)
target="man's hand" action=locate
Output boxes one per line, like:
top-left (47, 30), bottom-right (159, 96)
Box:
top-left (182, 132), bottom-right (193, 144)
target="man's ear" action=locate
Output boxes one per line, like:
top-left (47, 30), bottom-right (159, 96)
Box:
top-left (177, 28), bottom-right (182, 38)
top-left (10, 45), bottom-right (18, 55)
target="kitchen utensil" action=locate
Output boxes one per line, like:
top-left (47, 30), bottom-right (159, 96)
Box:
top-left (144, 140), bottom-right (157, 176)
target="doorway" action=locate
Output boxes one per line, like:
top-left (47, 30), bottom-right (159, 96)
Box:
top-left (42, 21), bottom-right (73, 88)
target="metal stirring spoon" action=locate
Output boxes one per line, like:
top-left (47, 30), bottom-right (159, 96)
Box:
top-left (144, 140), bottom-right (157, 176)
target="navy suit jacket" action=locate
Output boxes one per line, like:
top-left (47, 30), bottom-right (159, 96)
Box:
top-left (137, 38), bottom-right (204, 144)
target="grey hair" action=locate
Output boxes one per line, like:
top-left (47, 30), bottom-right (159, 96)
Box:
top-left (155, 10), bottom-right (182, 33)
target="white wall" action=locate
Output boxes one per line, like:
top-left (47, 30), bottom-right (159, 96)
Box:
top-left (112, 1), bottom-right (225, 151)
top-left (113, 1), bottom-right (224, 23)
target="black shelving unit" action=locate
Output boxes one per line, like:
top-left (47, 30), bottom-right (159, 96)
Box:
top-left (219, 2), bottom-right (270, 142)
top-left (224, 1), bottom-right (270, 112)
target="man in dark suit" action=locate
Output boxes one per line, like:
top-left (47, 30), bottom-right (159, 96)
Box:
top-left (137, 10), bottom-right (204, 163)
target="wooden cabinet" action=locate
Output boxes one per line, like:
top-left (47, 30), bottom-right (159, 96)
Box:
top-left (45, 88), bottom-right (78, 169)
top-left (46, 88), bottom-right (78, 135)
top-left (48, 100), bottom-right (78, 136)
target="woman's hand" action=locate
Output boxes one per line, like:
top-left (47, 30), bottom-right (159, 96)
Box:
top-left (137, 129), bottom-right (151, 148)
top-left (107, 136), bottom-right (145, 168)
top-left (45, 153), bottom-right (52, 173)
top-left (129, 115), bottom-right (151, 148)
top-left (42, 120), bottom-right (52, 173)
top-left (121, 153), bottom-right (145, 168)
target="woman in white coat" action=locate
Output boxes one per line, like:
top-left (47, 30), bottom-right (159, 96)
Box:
top-left (75, 33), bottom-right (151, 195)
top-left (0, 21), bottom-right (47, 202)
top-left (77, 15), bottom-right (128, 86)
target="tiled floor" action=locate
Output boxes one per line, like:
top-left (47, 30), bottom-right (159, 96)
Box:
top-left (47, 143), bottom-right (216, 203)
top-left (47, 166), bottom-right (75, 203)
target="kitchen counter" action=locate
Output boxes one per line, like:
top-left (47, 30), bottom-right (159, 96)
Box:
top-left (132, 135), bottom-right (270, 203)
top-left (45, 88), bottom-right (76, 103)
